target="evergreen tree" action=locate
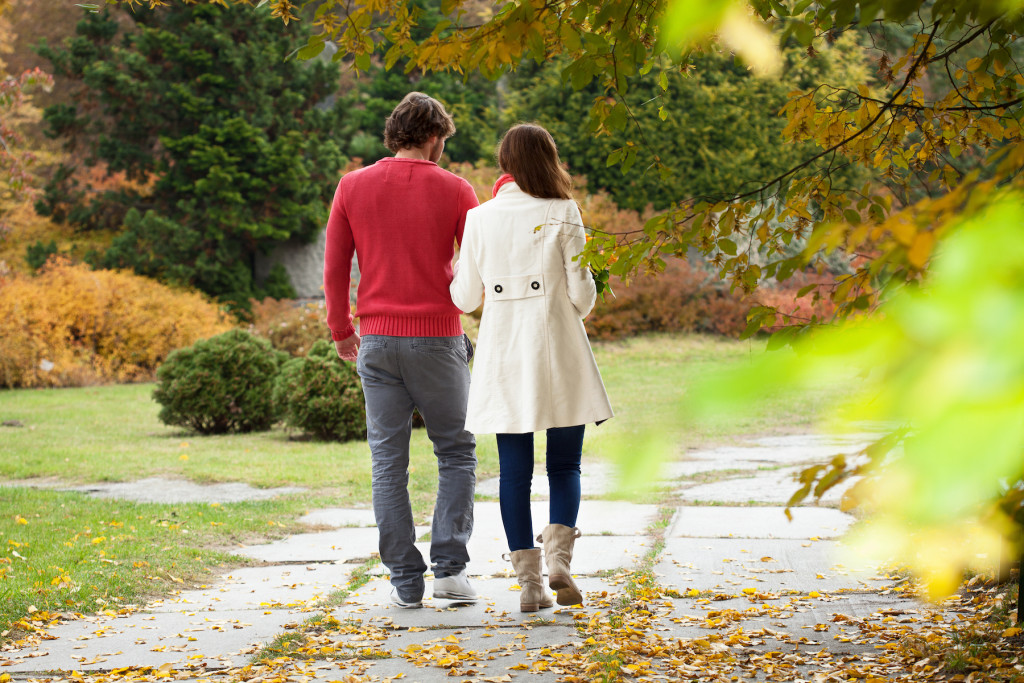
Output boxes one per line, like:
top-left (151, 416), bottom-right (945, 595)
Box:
top-left (35, 4), bottom-right (347, 312)
top-left (330, 0), bottom-right (499, 166)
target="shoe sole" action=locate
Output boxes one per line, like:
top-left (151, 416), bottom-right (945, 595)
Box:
top-left (432, 592), bottom-right (478, 602)
top-left (549, 574), bottom-right (583, 606)
top-left (520, 601), bottom-right (553, 612)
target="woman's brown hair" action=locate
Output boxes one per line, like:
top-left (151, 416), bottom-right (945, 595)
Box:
top-left (498, 124), bottom-right (573, 200)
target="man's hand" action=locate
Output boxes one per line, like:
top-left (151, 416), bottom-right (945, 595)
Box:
top-left (334, 333), bottom-right (360, 362)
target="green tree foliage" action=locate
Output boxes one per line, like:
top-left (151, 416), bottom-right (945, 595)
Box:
top-left (35, 4), bottom-right (347, 311)
top-left (336, 65), bottom-right (499, 164)
top-left (504, 36), bottom-right (871, 211)
top-left (331, 0), bottom-right (499, 164)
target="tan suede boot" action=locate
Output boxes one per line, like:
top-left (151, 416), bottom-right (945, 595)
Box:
top-left (537, 524), bottom-right (583, 606)
top-left (507, 548), bottom-right (553, 612)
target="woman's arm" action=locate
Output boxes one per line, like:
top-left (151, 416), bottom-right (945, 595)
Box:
top-left (560, 201), bottom-right (597, 318)
top-left (450, 212), bottom-right (485, 313)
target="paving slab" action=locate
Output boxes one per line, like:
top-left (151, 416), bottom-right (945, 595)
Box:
top-left (655, 537), bottom-right (888, 594)
top-left (754, 433), bottom-right (879, 449)
top-left (670, 505), bottom-right (854, 539)
top-left (658, 592), bottom-right (923, 655)
top-left (668, 459), bottom-right (768, 478)
top-left (475, 461), bottom-right (622, 499)
top-left (348, 624), bottom-right (575, 683)
top-left (237, 526), bottom-right (409, 563)
top-left (685, 433), bottom-right (874, 467)
top-left (677, 467), bottom-right (861, 505)
top-left (0, 608), bottom-right (299, 672)
top-left (471, 500), bottom-right (659, 537)
top-left (147, 563), bottom-right (353, 612)
top-left (476, 460), bottom-right (769, 499)
top-left (58, 477), bottom-right (304, 504)
top-left (456, 534), bottom-right (650, 577)
top-left (298, 508), bottom-right (377, 528)
top-left (333, 577), bottom-right (609, 629)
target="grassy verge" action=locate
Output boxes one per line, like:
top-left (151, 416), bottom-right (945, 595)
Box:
top-left (0, 487), bottom-right (332, 637)
top-left (593, 334), bottom-right (855, 449)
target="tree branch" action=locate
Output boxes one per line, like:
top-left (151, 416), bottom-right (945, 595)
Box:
top-left (684, 21), bottom-right (943, 213)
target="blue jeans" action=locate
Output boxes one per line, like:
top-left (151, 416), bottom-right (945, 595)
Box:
top-left (496, 425), bottom-right (585, 552)
top-left (356, 335), bottom-right (477, 601)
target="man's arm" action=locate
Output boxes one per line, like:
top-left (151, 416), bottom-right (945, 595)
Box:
top-left (323, 179), bottom-right (359, 359)
top-left (454, 179), bottom-right (480, 247)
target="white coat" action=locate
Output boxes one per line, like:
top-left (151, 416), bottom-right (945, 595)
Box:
top-left (450, 182), bottom-right (614, 434)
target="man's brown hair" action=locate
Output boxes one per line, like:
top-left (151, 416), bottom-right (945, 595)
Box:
top-left (383, 92), bottom-right (457, 153)
top-left (497, 124), bottom-right (573, 200)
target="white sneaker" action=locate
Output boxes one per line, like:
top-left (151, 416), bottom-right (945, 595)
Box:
top-left (432, 569), bottom-right (478, 602)
top-left (389, 588), bottom-right (423, 609)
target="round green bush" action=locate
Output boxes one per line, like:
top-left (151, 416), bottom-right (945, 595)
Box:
top-left (153, 329), bottom-right (286, 434)
top-left (273, 340), bottom-right (367, 442)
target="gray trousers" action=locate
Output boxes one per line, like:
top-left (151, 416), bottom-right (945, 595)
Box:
top-left (356, 335), bottom-right (476, 600)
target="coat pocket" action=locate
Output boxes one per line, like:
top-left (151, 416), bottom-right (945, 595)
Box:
top-left (487, 273), bottom-right (545, 301)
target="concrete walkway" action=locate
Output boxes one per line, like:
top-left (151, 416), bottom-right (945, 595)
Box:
top-left (1, 433), bottom-right (932, 681)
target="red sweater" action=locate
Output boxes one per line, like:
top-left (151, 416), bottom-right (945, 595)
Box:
top-left (323, 157), bottom-right (479, 340)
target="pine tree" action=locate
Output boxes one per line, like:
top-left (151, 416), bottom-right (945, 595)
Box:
top-left (35, 4), bottom-right (347, 312)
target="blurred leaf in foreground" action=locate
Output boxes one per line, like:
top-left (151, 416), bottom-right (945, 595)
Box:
top-left (684, 192), bottom-right (1024, 599)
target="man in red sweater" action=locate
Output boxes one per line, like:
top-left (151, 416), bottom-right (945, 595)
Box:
top-left (323, 92), bottom-right (480, 609)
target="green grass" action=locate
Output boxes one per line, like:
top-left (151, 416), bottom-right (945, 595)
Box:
top-left (0, 486), bottom-right (325, 636)
top-left (593, 334), bottom-right (853, 448)
top-left (0, 333), bottom-right (860, 637)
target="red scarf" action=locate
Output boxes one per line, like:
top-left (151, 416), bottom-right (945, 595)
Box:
top-left (491, 173), bottom-right (515, 197)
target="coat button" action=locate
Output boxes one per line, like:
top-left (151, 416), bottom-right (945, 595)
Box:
top-left (494, 284), bottom-right (503, 293)
top-left (530, 281), bottom-right (540, 290)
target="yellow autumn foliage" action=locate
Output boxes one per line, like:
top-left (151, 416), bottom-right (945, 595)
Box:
top-left (0, 258), bottom-right (231, 388)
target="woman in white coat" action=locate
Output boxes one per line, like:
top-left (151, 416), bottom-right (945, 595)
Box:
top-left (450, 123), bottom-right (613, 612)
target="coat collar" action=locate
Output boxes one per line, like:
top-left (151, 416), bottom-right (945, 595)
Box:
top-left (492, 173), bottom-right (516, 197)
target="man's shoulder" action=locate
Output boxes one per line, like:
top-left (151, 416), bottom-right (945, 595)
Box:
top-left (339, 163), bottom-right (377, 185)
top-left (431, 164), bottom-right (474, 190)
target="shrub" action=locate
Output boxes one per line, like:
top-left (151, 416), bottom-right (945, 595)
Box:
top-left (587, 259), bottom-right (751, 340)
top-left (248, 297), bottom-right (331, 357)
top-left (273, 340), bottom-right (366, 442)
top-left (153, 330), bottom-right (286, 434)
top-left (753, 272), bottom-right (838, 331)
top-left (586, 260), bottom-right (839, 340)
top-left (25, 239), bottom-right (59, 271)
top-left (0, 258), bottom-right (231, 388)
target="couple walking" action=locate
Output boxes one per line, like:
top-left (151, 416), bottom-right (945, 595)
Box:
top-left (323, 92), bottom-right (613, 612)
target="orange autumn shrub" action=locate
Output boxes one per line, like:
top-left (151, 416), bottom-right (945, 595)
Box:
top-left (753, 272), bottom-right (838, 331)
top-left (586, 258), bottom-right (751, 340)
top-left (586, 261), bottom-right (839, 341)
top-left (0, 258), bottom-right (231, 387)
top-left (247, 297), bottom-right (331, 357)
